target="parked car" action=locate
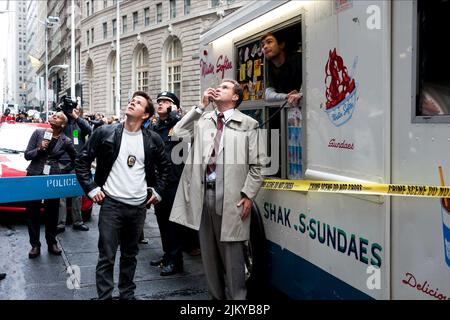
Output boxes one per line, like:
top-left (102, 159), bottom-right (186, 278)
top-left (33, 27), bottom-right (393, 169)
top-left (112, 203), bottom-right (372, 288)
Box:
top-left (0, 122), bottom-right (93, 221)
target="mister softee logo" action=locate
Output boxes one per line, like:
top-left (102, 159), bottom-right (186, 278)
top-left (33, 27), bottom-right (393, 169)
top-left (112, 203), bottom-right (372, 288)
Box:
top-left (323, 48), bottom-right (358, 127)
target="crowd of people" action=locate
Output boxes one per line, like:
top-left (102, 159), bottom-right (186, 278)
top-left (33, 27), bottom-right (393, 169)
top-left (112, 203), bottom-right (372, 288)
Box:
top-left (3, 30), bottom-right (302, 300)
top-left (1, 108), bottom-right (44, 124)
top-left (18, 90), bottom-right (204, 300)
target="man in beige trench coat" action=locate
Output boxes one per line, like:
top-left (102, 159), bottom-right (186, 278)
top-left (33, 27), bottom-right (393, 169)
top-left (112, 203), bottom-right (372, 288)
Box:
top-left (169, 79), bottom-right (265, 300)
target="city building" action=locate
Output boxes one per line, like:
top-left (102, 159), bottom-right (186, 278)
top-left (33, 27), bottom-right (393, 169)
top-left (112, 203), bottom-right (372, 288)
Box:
top-left (15, 1), bottom-right (28, 108)
top-left (25, 0), bottom-right (42, 109)
top-left (1, 0), bottom-right (28, 109)
top-left (79, 0), bottom-right (244, 115)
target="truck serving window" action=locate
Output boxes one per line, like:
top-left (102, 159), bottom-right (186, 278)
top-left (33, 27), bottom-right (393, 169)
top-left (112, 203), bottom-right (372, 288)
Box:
top-left (416, 0), bottom-right (450, 120)
top-left (236, 21), bottom-right (302, 178)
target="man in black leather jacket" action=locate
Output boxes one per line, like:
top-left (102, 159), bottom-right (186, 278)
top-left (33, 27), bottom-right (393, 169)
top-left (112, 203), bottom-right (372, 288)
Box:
top-left (75, 91), bottom-right (170, 300)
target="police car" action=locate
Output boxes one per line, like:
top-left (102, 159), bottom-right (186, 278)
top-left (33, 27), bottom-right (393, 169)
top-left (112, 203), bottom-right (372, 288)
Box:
top-left (0, 122), bottom-right (93, 220)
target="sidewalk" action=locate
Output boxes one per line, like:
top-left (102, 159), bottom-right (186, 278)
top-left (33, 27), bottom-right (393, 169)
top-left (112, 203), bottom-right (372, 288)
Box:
top-left (0, 205), bottom-right (209, 300)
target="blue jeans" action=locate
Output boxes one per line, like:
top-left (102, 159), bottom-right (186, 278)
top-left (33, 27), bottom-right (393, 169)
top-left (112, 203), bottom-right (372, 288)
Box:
top-left (95, 196), bottom-right (146, 300)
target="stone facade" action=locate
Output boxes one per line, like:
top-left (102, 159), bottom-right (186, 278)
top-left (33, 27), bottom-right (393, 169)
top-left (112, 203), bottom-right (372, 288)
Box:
top-left (79, 0), bottom-right (245, 115)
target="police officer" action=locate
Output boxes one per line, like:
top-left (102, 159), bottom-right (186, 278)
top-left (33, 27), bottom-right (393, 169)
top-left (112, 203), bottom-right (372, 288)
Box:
top-left (148, 91), bottom-right (189, 276)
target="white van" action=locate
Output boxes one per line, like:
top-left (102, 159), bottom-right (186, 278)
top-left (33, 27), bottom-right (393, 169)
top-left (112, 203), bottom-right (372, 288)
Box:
top-left (199, 0), bottom-right (450, 299)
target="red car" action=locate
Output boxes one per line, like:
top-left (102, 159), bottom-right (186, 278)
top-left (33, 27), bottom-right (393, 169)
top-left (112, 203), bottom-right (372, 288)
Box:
top-left (0, 122), bottom-right (93, 220)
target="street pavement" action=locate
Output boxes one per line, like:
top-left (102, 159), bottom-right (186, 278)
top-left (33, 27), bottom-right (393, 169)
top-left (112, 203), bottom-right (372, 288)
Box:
top-left (0, 204), bottom-right (209, 300)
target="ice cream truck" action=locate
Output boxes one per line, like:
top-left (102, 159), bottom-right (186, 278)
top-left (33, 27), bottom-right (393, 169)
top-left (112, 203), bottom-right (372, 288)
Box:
top-left (198, 0), bottom-right (450, 299)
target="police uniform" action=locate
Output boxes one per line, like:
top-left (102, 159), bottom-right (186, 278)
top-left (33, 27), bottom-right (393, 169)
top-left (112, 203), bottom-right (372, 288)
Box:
top-left (151, 111), bottom-right (184, 182)
top-left (148, 92), bottom-right (190, 276)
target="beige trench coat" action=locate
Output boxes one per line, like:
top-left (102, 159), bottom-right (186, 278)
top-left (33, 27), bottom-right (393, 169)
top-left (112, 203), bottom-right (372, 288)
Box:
top-left (169, 107), bottom-right (265, 241)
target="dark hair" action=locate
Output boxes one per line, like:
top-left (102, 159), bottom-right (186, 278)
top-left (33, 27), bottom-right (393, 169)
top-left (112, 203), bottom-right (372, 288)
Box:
top-left (261, 31), bottom-right (285, 46)
top-left (132, 91), bottom-right (154, 118)
top-left (222, 79), bottom-right (244, 108)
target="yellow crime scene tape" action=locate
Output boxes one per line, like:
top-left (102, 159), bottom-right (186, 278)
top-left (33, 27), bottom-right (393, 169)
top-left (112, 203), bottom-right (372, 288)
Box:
top-left (262, 179), bottom-right (450, 198)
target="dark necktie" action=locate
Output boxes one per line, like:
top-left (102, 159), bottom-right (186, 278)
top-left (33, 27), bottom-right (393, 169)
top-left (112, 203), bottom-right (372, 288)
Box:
top-left (207, 112), bottom-right (224, 175)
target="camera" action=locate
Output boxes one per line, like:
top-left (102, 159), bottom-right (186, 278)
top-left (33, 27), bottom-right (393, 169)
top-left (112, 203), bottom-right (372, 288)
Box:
top-left (57, 96), bottom-right (78, 116)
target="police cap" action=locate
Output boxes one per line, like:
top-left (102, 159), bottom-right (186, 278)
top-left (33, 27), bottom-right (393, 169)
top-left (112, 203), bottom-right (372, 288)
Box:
top-left (156, 91), bottom-right (180, 109)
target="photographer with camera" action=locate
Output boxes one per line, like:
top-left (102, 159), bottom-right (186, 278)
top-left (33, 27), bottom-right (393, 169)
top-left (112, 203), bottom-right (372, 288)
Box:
top-left (57, 96), bottom-right (92, 233)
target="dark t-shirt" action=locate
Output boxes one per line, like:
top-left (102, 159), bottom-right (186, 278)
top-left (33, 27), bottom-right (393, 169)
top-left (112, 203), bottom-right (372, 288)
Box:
top-left (267, 51), bottom-right (302, 94)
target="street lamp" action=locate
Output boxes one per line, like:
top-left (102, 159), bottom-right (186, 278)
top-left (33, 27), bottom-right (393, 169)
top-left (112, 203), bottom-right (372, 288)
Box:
top-left (41, 16), bottom-right (60, 122)
top-left (49, 64), bottom-right (69, 74)
top-left (46, 64), bottom-right (68, 118)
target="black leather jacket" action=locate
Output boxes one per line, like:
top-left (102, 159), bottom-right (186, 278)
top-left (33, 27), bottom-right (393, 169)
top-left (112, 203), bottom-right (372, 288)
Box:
top-left (75, 123), bottom-right (170, 198)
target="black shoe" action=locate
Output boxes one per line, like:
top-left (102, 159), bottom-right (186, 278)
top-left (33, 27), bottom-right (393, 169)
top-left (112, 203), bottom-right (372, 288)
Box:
top-left (73, 223), bottom-right (89, 231)
top-left (48, 244), bottom-right (62, 255)
top-left (0, 273), bottom-right (6, 281)
top-left (150, 257), bottom-right (165, 267)
top-left (160, 262), bottom-right (183, 276)
top-left (28, 246), bottom-right (41, 259)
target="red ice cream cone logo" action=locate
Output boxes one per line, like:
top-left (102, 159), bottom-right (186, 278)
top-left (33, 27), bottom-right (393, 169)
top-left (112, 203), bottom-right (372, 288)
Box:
top-left (324, 48), bottom-right (358, 127)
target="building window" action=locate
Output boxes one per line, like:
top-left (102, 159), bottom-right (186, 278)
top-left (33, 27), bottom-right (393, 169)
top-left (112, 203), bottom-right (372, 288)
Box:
top-left (135, 47), bottom-right (149, 92)
top-left (416, 0), bottom-right (450, 119)
top-left (91, 0), bottom-right (95, 14)
top-left (112, 18), bottom-right (116, 37)
top-left (113, 0), bottom-right (117, 4)
top-left (86, 1), bottom-right (90, 16)
top-left (103, 22), bottom-right (107, 39)
top-left (104, 0), bottom-right (108, 9)
top-left (184, 0), bottom-right (190, 15)
top-left (144, 7), bottom-right (150, 26)
top-left (133, 11), bottom-right (138, 30)
top-left (91, 27), bottom-right (94, 43)
top-left (165, 37), bottom-right (182, 99)
top-left (86, 30), bottom-right (90, 45)
top-left (122, 15), bottom-right (127, 33)
top-left (170, 0), bottom-right (176, 19)
top-left (156, 3), bottom-right (162, 23)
